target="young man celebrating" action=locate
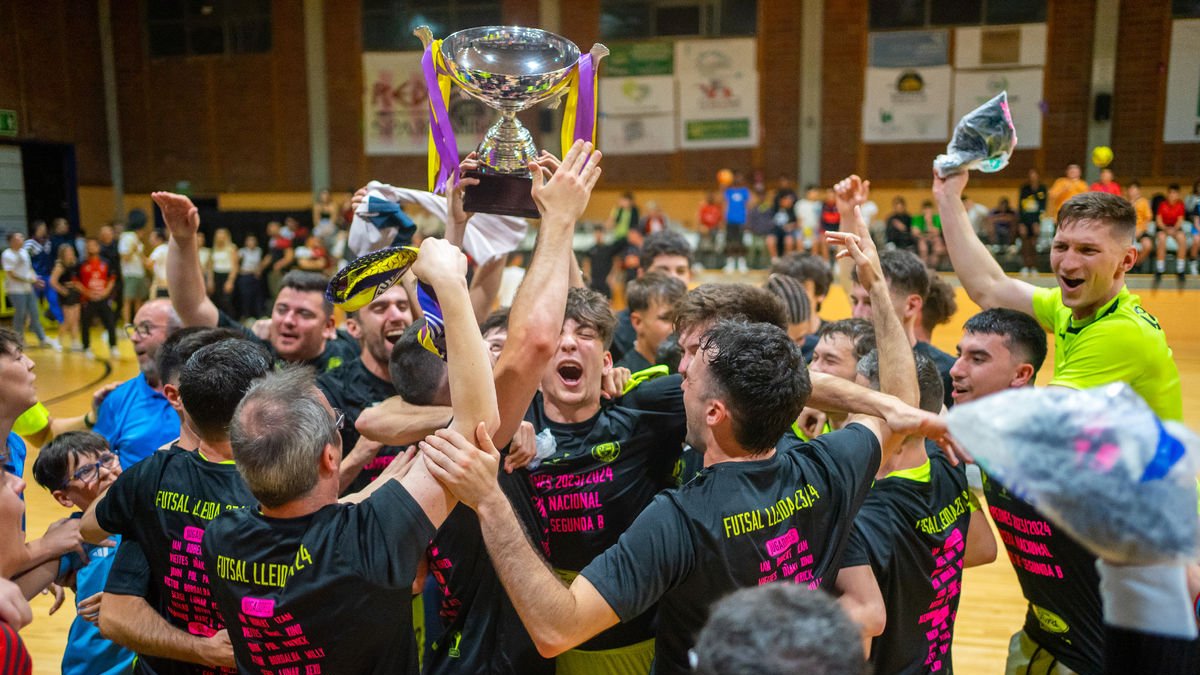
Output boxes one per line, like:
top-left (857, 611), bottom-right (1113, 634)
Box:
top-left (31, 431), bottom-right (134, 675)
top-left (316, 283), bottom-right (413, 493)
top-left (934, 171), bottom-right (1182, 422)
top-left (203, 235), bottom-right (498, 675)
top-left (948, 307), bottom-right (1112, 674)
top-left (421, 310), bottom-right (948, 675)
top-left (155, 191), bottom-right (357, 372)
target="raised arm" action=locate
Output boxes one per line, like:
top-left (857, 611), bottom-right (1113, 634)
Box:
top-left (932, 171), bottom-right (1034, 314)
top-left (355, 397), bottom-right (452, 446)
top-left (153, 192), bottom-right (219, 327)
top-left (491, 140), bottom-right (603, 448)
top-left (394, 237), bottom-right (500, 527)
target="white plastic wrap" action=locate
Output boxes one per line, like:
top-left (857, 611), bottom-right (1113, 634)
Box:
top-left (947, 383), bottom-right (1200, 565)
top-left (933, 91), bottom-right (1018, 178)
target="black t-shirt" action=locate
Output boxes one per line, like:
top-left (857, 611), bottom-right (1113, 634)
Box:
top-left (582, 424), bottom-right (881, 674)
top-left (1019, 184), bottom-right (1048, 224)
top-left (201, 480), bottom-right (433, 675)
top-left (609, 309), bottom-right (636, 364)
top-left (95, 446), bottom-right (257, 675)
top-left (216, 310), bottom-right (359, 373)
top-left (842, 455), bottom-right (973, 674)
top-left (517, 376), bottom-right (686, 650)
top-left (425, 497), bottom-right (552, 675)
top-left (614, 348), bottom-right (653, 373)
top-left (915, 341), bottom-right (956, 409)
top-left (104, 538), bottom-right (152, 597)
top-left (983, 473), bottom-right (1103, 674)
top-left (316, 357), bottom-right (405, 494)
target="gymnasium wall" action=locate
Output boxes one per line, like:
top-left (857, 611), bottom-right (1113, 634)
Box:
top-left (1, 0), bottom-right (1198, 232)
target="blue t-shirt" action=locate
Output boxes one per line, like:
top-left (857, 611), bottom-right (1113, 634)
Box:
top-left (724, 187), bottom-right (750, 225)
top-left (63, 535), bottom-right (135, 675)
top-left (3, 433), bottom-right (25, 479)
top-left (93, 373), bottom-right (180, 469)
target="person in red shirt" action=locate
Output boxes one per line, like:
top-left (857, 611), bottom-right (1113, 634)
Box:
top-left (1089, 167), bottom-right (1121, 196)
top-left (1154, 184), bottom-right (1189, 284)
top-left (697, 191), bottom-right (723, 265)
top-left (77, 238), bottom-right (118, 358)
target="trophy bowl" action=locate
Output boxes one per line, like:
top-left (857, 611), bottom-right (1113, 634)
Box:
top-left (418, 25), bottom-right (601, 219)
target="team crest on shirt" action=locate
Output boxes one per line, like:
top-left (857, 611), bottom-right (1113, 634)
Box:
top-left (590, 441), bottom-right (621, 463)
top-left (1032, 604), bottom-right (1070, 634)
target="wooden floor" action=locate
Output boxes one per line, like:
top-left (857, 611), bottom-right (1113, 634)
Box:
top-left (14, 276), bottom-right (1200, 673)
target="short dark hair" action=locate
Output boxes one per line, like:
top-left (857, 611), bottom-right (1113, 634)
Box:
top-left (854, 250), bottom-right (929, 299)
top-left (0, 328), bottom-right (21, 357)
top-left (565, 287), bottom-right (616, 349)
top-left (816, 319), bottom-right (876, 362)
top-left (639, 230), bottom-right (694, 270)
top-left (921, 273), bottom-right (958, 336)
top-left (771, 253), bottom-right (833, 308)
top-left (700, 320), bottom-right (809, 453)
top-left (232, 367), bottom-right (338, 508)
top-left (857, 349), bottom-right (944, 414)
top-left (179, 339), bottom-right (272, 440)
top-left (693, 585), bottom-right (865, 675)
top-left (963, 308), bottom-right (1048, 376)
top-left (764, 274), bottom-right (811, 326)
top-left (390, 319), bottom-right (448, 406)
top-left (1057, 191), bottom-right (1136, 242)
top-left (479, 307), bottom-right (510, 337)
top-left (626, 272), bottom-right (687, 315)
top-left (1168, 183), bottom-right (1180, 191)
top-left (157, 327), bottom-right (246, 386)
top-left (32, 431), bottom-right (110, 492)
top-left (675, 284), bottom-right (787, 336)
top-left (279, 270), bottom-right (334, 316)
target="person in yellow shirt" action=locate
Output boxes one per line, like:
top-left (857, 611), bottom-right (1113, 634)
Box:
top-left (1126, 181), bottom-right (1154, 268)
top-left (933, 169), bottom-right (1182, 422)
top-left (1047, 163), bottom-right (1090, 221)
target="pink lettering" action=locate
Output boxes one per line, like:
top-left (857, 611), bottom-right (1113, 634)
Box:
top-left (766, 528), bottom-right (799, 557)
top-left (184, 526), bottom-right (205, 543)
top-left (242, 597), bottom-right (276, 618)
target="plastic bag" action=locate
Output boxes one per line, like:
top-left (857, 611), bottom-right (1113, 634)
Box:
top-left (933, 91), bottom-right (1018, 178)
top-left (946, 383), bottom-right (1200, 565)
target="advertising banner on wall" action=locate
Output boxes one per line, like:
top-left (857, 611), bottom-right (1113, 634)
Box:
top-left (862, 66), bottom-right (952, 143)
top-left (600, 74), bottom-right (677, 154)
top-left (1164, 19), bottom-right (1200, 143)
top-left (362, 52), bottom-right (491, 156)
top-left (953, 68), bottom-right (1043, 148)
top-left (674, 38), bottom-right (759, 149)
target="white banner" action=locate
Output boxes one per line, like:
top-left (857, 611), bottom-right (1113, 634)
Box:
top-left (1164, 20), bottom-right (1200, 143)
top-left (600, 75), bottom-right (676, 115)
top-left (953, 68), bottom-right (1043, 148)
top-left (675, 38), bottom-right (759, 149)
top-left (362, 52), bottom-right (492, 156)
top-left (600, 114), bottom-right (676, 155)
top-left (862, 66), bottom-right (952, 143)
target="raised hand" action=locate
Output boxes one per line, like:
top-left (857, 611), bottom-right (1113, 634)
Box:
top-left (503, 421), bottom-right (537, 474)
top-left (449, 152), bottom-right (482, 227)
top-left (931, 167), bottom-right (969, 203)
top-left (150, 192), bottom-right (200, 242)
top-left (826, 207), bottom-right (883, 292)
top-left (833, 174), bottom-right (871, 221)
top-left (530, 140), bottom-right (602, 224)
top-left (412, 237), bottom-right (468, 288)
top-left (600, 366), bottom-right (632, 400)
top-left (420, 422), bottom-right (502, 510)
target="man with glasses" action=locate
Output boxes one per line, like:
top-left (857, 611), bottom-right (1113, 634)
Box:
top-left (31, 431), bottom-right (133, 675)
top-left (92, 298), bottom-right (182, 468)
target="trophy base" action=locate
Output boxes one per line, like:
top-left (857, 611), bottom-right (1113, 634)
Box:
top-left (462, 170), bottom-right (541, 219)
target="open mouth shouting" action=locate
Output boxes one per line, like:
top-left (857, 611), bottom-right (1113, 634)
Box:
top-left (1059, 276), bottom-right (1085, 292)
top-left (557, 360), bottom-right (584, 388)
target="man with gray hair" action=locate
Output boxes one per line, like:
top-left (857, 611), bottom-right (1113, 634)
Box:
top-left (202, 237), bottom-right (499, 674)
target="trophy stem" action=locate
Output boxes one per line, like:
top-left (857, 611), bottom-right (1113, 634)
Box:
top-left (477, 113), bottom-right (537, 175)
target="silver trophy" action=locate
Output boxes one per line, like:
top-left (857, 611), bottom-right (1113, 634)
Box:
top-left (416, 26), bottom-right (607, 218)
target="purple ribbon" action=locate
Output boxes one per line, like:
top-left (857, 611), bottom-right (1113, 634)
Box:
top-left (574, 54), bottom-right (595, 144)
top-left (420, 45), bottom-right (459, 194)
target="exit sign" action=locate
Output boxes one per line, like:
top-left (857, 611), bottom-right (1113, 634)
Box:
top-left (0, 110), bottom-right (15, 136)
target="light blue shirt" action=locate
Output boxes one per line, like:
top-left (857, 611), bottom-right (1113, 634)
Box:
top-left (93, 373), bottom-right (180, 469)
top-left (63, 534), bottom-right (135, 675)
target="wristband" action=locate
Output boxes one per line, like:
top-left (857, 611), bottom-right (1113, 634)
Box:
top-left (84, 411), bottom-right (95, 428)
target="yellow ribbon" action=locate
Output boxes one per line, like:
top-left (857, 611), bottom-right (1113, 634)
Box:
top-left (560, 64), bottom-right (581, 157)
